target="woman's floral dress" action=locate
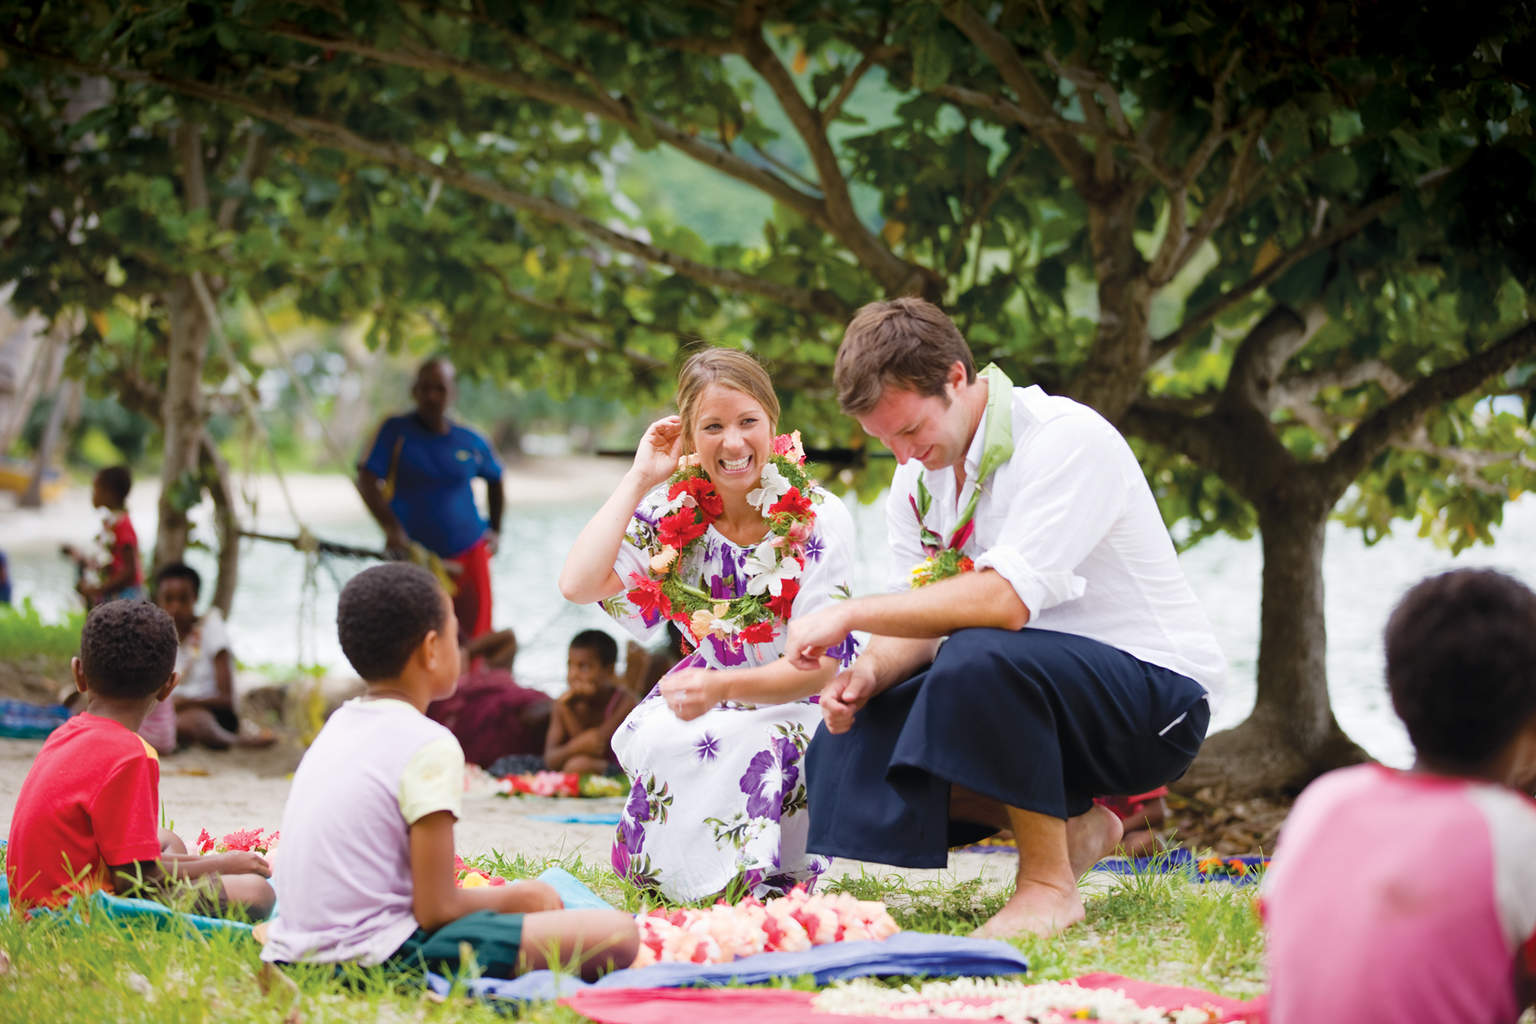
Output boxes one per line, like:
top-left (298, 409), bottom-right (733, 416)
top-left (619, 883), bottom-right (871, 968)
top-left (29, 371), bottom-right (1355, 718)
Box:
top-left (605, 484), bottom-right (858, 902)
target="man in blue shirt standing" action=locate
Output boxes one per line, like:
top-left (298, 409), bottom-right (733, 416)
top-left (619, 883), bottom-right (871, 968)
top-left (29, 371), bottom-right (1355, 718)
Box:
top-left (357, 358), bottom-right (504, 640)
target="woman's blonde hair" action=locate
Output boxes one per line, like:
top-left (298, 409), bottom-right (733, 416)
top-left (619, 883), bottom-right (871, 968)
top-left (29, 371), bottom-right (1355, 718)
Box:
top-left (675, 348), bottom-right (780, 454)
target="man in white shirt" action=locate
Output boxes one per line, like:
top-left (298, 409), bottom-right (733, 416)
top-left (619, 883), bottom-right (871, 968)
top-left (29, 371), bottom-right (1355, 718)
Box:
top-left (785, 297), bottom-right (1227, 939)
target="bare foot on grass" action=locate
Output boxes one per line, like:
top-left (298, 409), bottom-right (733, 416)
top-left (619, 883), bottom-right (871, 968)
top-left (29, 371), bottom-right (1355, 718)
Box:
top-left (1067, 802), bottom-right (1124, 879)
top-left (973, 879), bottom-right (1085, 939)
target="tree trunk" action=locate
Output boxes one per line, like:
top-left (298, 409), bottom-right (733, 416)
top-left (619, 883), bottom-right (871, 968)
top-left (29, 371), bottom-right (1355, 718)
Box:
top-left (1180, 489), bottom-right (1369, 796)
top-left (200, 433), bottom-right (239, 617)
top-left (21, 377), bottom-right (77, 508)
top-left (153, 273), bottom-right (210, 574)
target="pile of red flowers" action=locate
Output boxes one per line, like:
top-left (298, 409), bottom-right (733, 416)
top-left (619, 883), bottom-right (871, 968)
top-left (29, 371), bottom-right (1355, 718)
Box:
top-left (195, 826), bottom-right (279, 856)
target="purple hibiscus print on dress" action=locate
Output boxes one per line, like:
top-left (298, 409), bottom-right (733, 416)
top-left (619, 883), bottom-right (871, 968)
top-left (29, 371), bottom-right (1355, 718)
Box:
top-left (708, 633), bottom-right (748, 667)
top-left (738, 735), bottom-right (801, 821)
top-left (625, 781), bottom-right (652, 824)
top-left (694, 732), bottom-right (721, 761)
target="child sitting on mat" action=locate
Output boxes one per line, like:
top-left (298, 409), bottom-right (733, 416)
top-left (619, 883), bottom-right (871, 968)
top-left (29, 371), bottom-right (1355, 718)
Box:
top-left (543, 629), bottom-right (634, 776)
top-left (260, 563), bottom-right (636, 979)
top-left (5, 600), bottom-right (275, 918)
top-left (1263, 568), bottom-right (1536, 1024)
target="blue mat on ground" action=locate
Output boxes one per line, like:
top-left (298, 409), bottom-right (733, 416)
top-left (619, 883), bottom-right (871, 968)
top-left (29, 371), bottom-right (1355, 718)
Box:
top-left (529, 812), bottom-right (622, 826)
top-left (536, 866), bottom-right (617, 910)
top-left (2, 865), bottom-right (603, 936)
top-left (0, 699), bottom-right (71, 739)
top-left (1092, 847), bottom-right (1268, 883)
top-left (428, 930), bottom-right (1032, 1003)
top-left (0, 875), bottom-right (255, 936)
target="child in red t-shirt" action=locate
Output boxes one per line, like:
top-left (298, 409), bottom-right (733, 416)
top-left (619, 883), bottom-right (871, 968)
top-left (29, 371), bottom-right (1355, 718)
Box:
top-left (5, 600), bottom-right (274, 918)
top-left (60, 465), bottom-right (144, 608)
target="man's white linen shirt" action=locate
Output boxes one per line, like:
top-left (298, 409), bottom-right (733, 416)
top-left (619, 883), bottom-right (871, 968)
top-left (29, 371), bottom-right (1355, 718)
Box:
top-left (885, 384), bottom-right (1228, 709)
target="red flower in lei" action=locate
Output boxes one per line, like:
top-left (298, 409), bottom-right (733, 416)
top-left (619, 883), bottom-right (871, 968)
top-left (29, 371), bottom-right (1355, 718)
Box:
top-left (670, 475), bottom-right (724, 518)
top-left (657, 508), bottom-right (710, 550)
top-left (768, 486), bottom-right (813, 519)
top-left (626, 572), bottom-right (672, 621)
top-left (765, 575), bottom-right (801, 620)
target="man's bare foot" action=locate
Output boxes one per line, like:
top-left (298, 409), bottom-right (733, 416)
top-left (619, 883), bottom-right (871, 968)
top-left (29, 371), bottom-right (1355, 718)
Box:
top-left (973, 879), bottom-right (1085, 939)
top-left (234, 723), bottom-right (278, 749)
top-left (1066, 803), bottom-right (1124, 879)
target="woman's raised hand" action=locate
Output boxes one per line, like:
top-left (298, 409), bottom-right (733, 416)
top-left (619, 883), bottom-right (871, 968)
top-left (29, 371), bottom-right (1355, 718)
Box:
top-left (631, 415), bottom-right (684, 489)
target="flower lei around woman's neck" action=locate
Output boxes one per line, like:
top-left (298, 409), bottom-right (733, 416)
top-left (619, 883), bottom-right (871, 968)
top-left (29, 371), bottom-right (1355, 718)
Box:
top-left (618, 432), bottom-right (817, 649)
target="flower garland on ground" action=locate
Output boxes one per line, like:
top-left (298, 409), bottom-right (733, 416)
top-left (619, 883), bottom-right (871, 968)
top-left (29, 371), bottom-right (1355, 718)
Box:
top-left (631, 885), bottom-right (900, 967)
top-left (494, 771), bottom-right (627, 798)
top-left (620, 431), bottom-right (819, 649)
top-left (195, 827), bottom-right (279, 856)
top-left (812, 977), bottom-right (1226, 1023)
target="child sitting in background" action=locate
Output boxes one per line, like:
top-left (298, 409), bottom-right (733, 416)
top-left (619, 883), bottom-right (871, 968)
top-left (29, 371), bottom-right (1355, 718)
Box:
top-left (261, 563), bottom-right (635, 979)
top-left (5, 600), bottom-right (274, 918)
top-left (153, 562), bottom-right (274, 751)
top-left (60, 465), bottom-right (143, 608)
top-left (1263, 568), bottom-right (1536, 1024)
top-left (544, 629), bottom-right (634, 776)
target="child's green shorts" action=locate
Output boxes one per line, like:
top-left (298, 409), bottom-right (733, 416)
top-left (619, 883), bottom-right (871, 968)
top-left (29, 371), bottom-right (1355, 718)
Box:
top-left (386, 911), bottom-right (525, 978)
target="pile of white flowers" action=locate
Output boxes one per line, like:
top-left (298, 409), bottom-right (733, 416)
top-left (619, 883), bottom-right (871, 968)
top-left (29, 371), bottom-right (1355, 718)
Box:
top-left (811, 977), bottom-right (1224, 1023)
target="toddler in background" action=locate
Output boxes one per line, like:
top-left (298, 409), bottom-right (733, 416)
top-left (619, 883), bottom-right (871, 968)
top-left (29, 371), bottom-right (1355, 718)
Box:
top-left (543, 629), bottom-right (634, 775)
top-left (6, 600), bottom-right (274, 918)
top-left (261, 563), bottom-right (635, 979)
top-left (61, 465), bottom-right (143, 608)
top-left (1263, 568), bottom-right (1536, 1024)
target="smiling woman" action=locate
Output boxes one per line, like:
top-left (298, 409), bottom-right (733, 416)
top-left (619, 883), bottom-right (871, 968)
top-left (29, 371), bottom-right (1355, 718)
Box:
top-left (556, 348), bottom-right (860, 902)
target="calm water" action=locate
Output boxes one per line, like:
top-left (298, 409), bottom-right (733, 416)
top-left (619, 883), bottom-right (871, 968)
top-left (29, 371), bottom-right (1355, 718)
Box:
top-left (9, 488), bottom-right (1534, 770)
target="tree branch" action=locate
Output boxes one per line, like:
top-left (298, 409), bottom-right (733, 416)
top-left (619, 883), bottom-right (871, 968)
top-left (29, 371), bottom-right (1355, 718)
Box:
top-left (215, 125), bottom-right (270, 231)
top-left (821, 51), bottom-right (875, 125)
top-left (261, 22), bottom-right (829, 228)
top-left (1324, 322), bottom-right (1536, 493)
top-left (0, 41), bottom-right (851, 321)
top-left (1272, 359), bottom-right (1411, 407)
top-left (1155, 182), bottom-right (1419, 358)
top-left (941, 0), bottom-right (1094, 190)
top-left (1221, 302), bottom-right (1329, 416)
top-left (1395, 425), bottom-right (1536, 493)
top-left (733, 3), bottom-right (931, 296)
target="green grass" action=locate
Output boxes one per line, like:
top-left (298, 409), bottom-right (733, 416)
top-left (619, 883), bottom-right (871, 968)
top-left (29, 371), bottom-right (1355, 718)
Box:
top-left (0, 599), bottom-right (82, 662)
top-left (0, 850), bottom-right (1267, 1022)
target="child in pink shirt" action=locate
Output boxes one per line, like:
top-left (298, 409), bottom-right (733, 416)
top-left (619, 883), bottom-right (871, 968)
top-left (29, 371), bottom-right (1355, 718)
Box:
top-left (1263, 568), bottom-right (1536, 1024)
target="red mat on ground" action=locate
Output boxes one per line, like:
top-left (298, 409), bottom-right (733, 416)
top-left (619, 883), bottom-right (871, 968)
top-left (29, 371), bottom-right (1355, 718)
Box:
top-left (563, 973), bottom-right (1266, 1023)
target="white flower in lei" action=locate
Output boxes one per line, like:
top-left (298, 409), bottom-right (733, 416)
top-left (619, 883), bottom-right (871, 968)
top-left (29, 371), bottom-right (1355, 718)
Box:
top-left (745, 462), bottom-right (791, 515)
top-left (743, 539), bottom-right (802, 597)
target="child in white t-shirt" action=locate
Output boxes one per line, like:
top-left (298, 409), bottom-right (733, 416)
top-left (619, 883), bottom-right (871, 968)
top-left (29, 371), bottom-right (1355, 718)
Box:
top-left (260, 562), bottom-right (637, 979)
top-left (153, 562), bottom-right (273, 750)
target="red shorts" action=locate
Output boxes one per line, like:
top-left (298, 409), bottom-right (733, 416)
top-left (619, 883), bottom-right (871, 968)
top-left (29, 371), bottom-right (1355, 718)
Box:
top-left (447, 536), bottom-right (493, 641)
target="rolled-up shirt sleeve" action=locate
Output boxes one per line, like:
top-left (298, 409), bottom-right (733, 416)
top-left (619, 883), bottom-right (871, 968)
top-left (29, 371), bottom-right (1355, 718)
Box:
top-left (973, 414), bottom-right (1131, 620)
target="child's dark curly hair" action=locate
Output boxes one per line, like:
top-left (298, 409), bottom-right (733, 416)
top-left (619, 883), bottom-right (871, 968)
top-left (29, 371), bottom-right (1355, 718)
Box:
top-left (80, 599), bottom-right (178, 699)
top-left (337, 562), bottom-right (448, 682)
top-left (570, 628), bottom-right (618, 669)
top-left (1385, 568), bottom-right (1536, 772)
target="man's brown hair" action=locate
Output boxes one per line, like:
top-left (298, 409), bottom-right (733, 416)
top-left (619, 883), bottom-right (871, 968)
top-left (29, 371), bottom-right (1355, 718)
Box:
top-left (834, 298), bottom-right (976, 415)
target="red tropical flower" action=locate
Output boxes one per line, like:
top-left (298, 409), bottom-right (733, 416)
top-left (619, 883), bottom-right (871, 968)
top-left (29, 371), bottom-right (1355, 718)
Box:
top-left (658, 509), bottom-right (709, 550)
top-left (669, 475), bottom-right (724, 518)
top-left (626, 573), bottom-right (673, 622)
top-left (739, 620), bottom-right (776, 645)
top-left (766, 576), bottom-right (800, 620)
top-left (768, 486), bottom-right (813, 519)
